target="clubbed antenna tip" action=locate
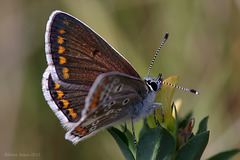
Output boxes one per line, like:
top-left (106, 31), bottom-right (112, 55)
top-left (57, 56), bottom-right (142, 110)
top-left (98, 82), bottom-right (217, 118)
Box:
top-left (190, 89), bottom-right (199, 95)
top-left (161, 81), bottom-right (199, 95)
top-left (164, 32), bottom-right (169, 40)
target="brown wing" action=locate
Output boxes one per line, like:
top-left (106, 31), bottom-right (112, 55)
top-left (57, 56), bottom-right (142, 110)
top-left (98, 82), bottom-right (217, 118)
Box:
top-left (42, 67), bottom-right (90, 129)
top-left (45, 10), bottom-right (140, 87)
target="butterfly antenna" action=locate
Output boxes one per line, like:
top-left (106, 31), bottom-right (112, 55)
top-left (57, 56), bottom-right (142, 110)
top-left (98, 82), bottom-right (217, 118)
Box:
top-left (161, 81), bottom-right (199, 95)
top-left (147, 32), bottom-right (169, 77)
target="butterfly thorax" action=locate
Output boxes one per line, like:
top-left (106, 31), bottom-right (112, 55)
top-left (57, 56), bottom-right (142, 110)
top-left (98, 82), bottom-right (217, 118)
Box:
top-left (127, 75), bottom-right (162, 120)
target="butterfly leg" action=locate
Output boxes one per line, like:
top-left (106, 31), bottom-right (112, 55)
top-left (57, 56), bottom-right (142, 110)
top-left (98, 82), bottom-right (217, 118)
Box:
top-left (152, 103), bottom-right (164, 126)
top-left (131, 119), bottom-right (138, 149)
top-left (153, 107), bottom-right (161, 127)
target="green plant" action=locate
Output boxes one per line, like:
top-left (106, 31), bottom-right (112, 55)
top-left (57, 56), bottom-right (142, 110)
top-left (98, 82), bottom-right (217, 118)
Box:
top-left (108, 76), bottom-right (239, 160)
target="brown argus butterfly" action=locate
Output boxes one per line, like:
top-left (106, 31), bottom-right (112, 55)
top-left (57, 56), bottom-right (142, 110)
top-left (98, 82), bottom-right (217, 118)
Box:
top-left (42, 10), bottom-right (198, 145)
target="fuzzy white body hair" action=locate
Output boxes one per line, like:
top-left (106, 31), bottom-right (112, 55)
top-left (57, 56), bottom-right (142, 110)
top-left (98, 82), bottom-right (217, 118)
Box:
top-left (127, 91), bottom-right (157, 121)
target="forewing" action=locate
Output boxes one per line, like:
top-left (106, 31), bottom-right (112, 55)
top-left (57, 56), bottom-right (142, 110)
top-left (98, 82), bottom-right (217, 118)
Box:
top-left (45, 10), bottom-right (140, 87)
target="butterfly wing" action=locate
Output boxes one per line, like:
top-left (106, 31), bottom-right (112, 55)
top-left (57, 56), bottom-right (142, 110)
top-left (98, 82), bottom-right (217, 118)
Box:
top-left (42, 67), bottom-right (90, 129)
top-left (43, 10), bottom-right (140, 127)
top-left (45, 10), bottom-right (140, 85)
top-left (65, 72), bottom-right (150, 144)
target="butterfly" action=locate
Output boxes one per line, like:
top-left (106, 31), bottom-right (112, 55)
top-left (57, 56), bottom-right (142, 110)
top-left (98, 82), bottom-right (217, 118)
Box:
top-left (42, 10), bottom-right (198, 145)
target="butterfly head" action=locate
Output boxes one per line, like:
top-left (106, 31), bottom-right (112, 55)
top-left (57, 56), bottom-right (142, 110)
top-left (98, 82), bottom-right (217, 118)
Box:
top-left (146, 33), bottom-right (199, 95)
top-left (144, 73), bottom-right (163, 92)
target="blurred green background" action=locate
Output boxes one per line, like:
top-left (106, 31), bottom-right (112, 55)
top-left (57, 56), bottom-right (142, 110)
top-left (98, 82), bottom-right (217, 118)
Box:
top-left (1, 0), bottom-right (240, 159)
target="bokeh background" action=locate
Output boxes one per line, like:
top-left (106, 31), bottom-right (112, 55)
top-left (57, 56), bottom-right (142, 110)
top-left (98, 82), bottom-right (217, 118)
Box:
top-left (1, 0), bottom-right (240, 159)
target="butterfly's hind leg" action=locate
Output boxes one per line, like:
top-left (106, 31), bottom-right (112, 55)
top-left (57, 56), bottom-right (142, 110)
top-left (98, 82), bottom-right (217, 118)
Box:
top-left (131, 119), bottom-right (138, 149)
top-left (152, 103), bottom-right (164, 126)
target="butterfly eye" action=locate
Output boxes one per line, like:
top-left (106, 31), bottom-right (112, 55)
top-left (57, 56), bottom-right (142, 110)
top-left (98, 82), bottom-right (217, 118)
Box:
top-left (145, 80), bottom-right (159, 91)
top-left (150, 82), bottom-right (158, 91)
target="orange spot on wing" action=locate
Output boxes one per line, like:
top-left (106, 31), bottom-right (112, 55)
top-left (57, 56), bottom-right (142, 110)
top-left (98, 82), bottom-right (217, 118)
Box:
top-left (59, 29), bottom-right (66, 34)
top-left (58, 46), bottom-right (65, 54)
top-left (54, 82), bottom-right (60, 89)
top-left (56, 90), bottom-right (64, 99)
top-left (60, 99), bottom-right (69, 108)
top-left (78, 128), bottom-right (84, 134)
top-left (57, 36), bottom-right (64, 44)
top-left (68, 108), bottom-right (77, 119)
top-left (90, 86), bottom-right (103, 111)
top-left (68, 108), bottom-right (73, 113)
top-left (62, 67), bottom-right (69, 79)
top-left (75, 125), bottom-right (81, 131)
top-left (83, 130), bottom-right (88, 136)
top-left (59, 56), bottom-right (66, 64)
top-left (90, 104), bottom-right (97, 111)
top-left (71, 112), bottom-right (77, 119)
top-left (75, 122), bottom-right (83, 132)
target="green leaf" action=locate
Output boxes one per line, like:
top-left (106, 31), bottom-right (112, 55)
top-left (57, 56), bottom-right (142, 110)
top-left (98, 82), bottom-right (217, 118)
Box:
top-left (196, 116), bottom-right (209, 134)
top-left (175, 131), bottom-right (209, 160)
top-left (189, 133), bottom-right (194, 140)
top-left (136, 127), bottom-right (175, 160)
top-left (108, 127), bottom-right (135, 160)
top-left (122, 126), bottom-right (137, 156)
top-left (207, 149), bottom-right (240, 160)
top-left (139, 119), bottom-right (150, 139)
